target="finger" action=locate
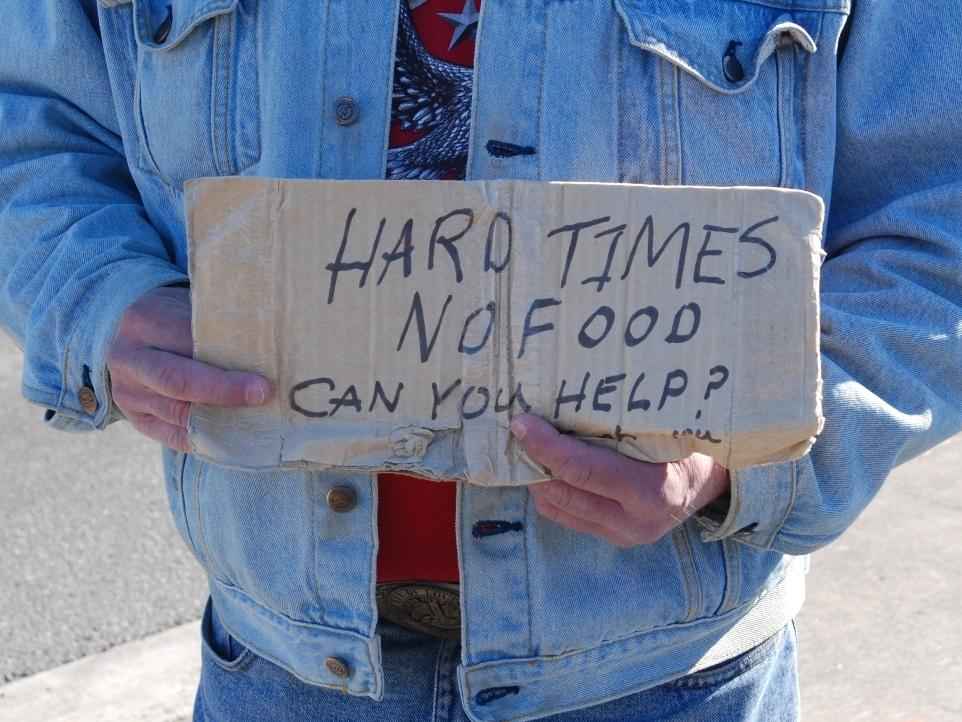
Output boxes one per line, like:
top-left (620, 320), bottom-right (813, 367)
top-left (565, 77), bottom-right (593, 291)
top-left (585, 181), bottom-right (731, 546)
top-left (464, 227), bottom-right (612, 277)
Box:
top-left (146, 320), bottom-right (193, 357)
top-left (123, 347), bottom-right (272, 406)
top-left (113, 385), bottom-right (191, 428)
top-left (529, 480), bottom-right (635, 532)
top-left (511, 414), bottom-right (634, 500)
top-left (120, 288), bottom-right (193, 356)
top-left (532, 494), bottom-right (637, 548)
top-left (127, 411), bottom-right (191, 452)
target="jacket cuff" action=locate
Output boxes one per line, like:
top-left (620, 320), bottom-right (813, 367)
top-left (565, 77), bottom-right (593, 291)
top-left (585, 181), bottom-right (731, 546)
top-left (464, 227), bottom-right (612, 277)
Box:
top-left (28, 260), bottom-right (189, 431)
top-left (693, 458), bottom-right (798, 549)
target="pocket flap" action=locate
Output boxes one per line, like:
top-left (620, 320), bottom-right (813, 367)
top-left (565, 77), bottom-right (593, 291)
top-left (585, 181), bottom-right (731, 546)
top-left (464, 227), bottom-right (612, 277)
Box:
top-left (614, 0), bottom-right (840, 94)
top-left (132, 0), bottom-right (239, 51)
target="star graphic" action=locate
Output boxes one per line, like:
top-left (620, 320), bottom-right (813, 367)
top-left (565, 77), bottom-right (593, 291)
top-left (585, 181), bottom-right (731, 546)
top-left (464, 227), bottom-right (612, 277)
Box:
top-left (408, 0), bottom-right (429, 9)
top-left (438, 0), bottom-right (479, 51)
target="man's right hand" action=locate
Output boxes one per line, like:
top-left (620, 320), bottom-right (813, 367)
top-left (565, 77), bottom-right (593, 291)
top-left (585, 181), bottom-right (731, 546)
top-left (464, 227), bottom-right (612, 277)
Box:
top-left (106, 286), bottom-right (273, 452)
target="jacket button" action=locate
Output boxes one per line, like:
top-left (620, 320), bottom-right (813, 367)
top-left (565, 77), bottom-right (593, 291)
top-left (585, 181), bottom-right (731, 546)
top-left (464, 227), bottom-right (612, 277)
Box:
top-left (78, 386), bottom-right (98, 414)
top-left (154, 5), bottom-right (173, 44)
top-left (334, 96), bottom-right (359, 126)
top-left (326, 486), bottom-right (357, 513)
top-left (722, 40), bottom-right (745, 83)
top-left (325, 656), bottom-right (351, 678)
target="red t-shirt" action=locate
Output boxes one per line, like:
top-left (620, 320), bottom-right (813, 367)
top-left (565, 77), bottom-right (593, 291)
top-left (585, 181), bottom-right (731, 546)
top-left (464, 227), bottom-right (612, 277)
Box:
top-left (377, 0), bottom-right (481, 584)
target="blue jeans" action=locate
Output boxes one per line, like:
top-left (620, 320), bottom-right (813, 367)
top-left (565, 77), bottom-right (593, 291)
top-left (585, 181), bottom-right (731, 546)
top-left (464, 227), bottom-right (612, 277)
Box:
top-left (193, 598), bottom-right (800, 722)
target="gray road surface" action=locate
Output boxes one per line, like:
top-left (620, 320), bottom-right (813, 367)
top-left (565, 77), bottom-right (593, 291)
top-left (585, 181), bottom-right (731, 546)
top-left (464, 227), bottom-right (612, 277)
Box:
top-left (798, 434), bottom-right (962, 722)
top-left (1, 335), bottom-right (960, 720)
top-left (0, 338), bottom-right (206, 684)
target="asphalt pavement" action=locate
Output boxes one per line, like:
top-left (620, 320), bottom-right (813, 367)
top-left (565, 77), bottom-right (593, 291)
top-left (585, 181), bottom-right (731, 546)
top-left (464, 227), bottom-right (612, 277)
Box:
top-left (1, 333), bottom-right (959, 721)
top-left (0, 337), bottom-right (207, 684)
top-left (797, 433), bottom-right (962, 722)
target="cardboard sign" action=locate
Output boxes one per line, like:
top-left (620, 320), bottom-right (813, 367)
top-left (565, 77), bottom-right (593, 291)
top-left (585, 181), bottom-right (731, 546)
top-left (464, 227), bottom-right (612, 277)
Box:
top-left (185, 178), bottom-right (824, 485)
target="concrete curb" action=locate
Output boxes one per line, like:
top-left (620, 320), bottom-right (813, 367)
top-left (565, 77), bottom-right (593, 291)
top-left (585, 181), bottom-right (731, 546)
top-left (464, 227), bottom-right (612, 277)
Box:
top-left (0, 621), bottom-right (200, 722)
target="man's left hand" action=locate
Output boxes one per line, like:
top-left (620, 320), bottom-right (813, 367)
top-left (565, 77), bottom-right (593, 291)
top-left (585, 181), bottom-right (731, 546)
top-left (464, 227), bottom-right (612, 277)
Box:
top-left (510, 414), bottom-right (730, 548)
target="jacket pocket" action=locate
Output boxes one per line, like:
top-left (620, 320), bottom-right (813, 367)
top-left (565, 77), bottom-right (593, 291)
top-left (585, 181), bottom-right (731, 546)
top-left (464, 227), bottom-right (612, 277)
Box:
top-left (130, 0), bottom-right (261, 189)
top-left (201, 597), bottom-right (255, 672)
top-left (189, 457), bottom-right (327, 623)
top-left (614, 0), bottom-right (848, 187)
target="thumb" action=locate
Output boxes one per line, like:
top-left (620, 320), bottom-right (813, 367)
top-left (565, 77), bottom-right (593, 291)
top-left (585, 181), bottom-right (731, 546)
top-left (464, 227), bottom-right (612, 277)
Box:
top-left (510, 413), bottom-right (587, 476)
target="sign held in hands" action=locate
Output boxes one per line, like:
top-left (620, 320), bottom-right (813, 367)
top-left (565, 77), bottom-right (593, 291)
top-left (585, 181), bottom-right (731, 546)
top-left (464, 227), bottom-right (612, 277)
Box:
top-left (186, 178), bottom-right (824, 485)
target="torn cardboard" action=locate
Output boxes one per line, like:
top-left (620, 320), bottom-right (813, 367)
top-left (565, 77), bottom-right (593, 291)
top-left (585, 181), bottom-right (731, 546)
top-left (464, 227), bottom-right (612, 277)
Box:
top-left (185, 178), bottom-right (824, 486)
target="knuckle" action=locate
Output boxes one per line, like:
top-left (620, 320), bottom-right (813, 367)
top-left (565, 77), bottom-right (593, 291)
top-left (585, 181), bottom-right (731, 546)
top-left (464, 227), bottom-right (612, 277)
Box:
top-left (166, 427), bottom-right (189, 452)
top-left (114, 399), bottom-right (136, 420)
top-left (544, 482), bottom-right (572, 510)
top-left (172, 400), bottom-right (191, 428)
top-left (576, 493), bottom-right (604, 521)
top-left (555, 451), bottom-right (584, 483)
top-left (119, 300), bottom-right (150, 337)
top-left (533, 495), bottom-right (560, 521)
top-left (156, 395), bottom-right (190, 427)
top-left (573, 464), bottom-right (595, 490)
top-left (156, 364), bottom-right (188, 398)
top-left (127, 412), bottom-right (149, 435)
top-left (130, 413), bottom-right (160, 442)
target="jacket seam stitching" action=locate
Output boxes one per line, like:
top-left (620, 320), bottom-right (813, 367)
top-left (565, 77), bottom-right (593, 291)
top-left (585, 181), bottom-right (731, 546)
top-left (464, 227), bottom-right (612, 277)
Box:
top-left (461, 587), bottom-right (778, 678)
top-left (672, 525), bottom-right (702, 621)
top-left (381, 3), bottom-right (402, 178)
top-left (212, 583), bottom-right (376, 694)
top-left (723, 0), bottom-right (849, 13)
top-left (523, 490), bottom-right (534, 653)
top-left (430, 638), bottom-right (445, 721)
top-left (770, 461), bottom-right (799, 548)
top-left (536, 6), bottom-right (547, 180)
top-left (311, 471), bottom-right (319, 618)
top-left (718, 538), bottom-right (742, 613)
top-left (316, 0), bottom-right (332, 178)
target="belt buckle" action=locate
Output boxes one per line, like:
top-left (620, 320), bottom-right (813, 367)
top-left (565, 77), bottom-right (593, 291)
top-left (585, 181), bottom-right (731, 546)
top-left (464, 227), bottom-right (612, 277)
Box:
top-left (376, 582), bottom-right (461, 641)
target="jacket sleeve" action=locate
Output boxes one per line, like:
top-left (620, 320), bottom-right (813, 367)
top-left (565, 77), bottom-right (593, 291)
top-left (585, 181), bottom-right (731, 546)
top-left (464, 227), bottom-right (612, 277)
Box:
top-left (696, 1), bottom-right (962, 554)
top-left (0, 1), bottom-right (189, 432)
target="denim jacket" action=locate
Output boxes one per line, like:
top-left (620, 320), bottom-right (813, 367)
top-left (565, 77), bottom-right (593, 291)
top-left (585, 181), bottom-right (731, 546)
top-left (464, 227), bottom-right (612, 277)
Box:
top-left (2, 2), bottom-right (961, 720)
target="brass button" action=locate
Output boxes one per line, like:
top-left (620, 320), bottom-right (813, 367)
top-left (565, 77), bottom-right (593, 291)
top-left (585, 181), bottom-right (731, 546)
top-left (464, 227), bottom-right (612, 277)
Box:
top-left (78, 386), bottom-right (98, 414)
top-left (326, 486), bottom-right (357, 513)
top-left (325, 656), bottom-right (351, 678)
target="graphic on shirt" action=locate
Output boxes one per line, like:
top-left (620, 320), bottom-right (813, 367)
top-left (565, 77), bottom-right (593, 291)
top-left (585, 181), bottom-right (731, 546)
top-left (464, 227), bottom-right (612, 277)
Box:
top-left (386, 0), bottom-right (481, 180)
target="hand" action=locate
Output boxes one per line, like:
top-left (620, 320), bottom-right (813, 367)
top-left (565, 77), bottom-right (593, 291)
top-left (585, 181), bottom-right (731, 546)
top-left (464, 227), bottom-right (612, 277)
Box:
top-left (510, 414), bottom-right (730, 548)
top-left (106, 286), bottom-right (273, 452)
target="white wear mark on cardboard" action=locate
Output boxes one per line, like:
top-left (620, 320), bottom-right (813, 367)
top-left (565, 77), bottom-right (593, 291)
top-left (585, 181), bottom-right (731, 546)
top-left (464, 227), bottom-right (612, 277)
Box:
top-left (185, 178), bottom-right (825, 486)
top-left (389, 427), bottom-right (435, 460)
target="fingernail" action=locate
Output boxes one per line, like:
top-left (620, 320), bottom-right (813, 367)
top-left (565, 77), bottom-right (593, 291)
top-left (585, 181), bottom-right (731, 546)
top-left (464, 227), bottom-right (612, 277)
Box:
top-left (246, 379), bottom-right (270, 405)
top-left (510, 416), bottom-right (528, 440)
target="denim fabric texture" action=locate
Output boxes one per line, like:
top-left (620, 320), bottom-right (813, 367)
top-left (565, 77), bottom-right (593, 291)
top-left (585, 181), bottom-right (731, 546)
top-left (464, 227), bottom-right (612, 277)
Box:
top-left (2, 1), bottom-right (961, 721)
top-left (195, 597), bottom-right (800, 722)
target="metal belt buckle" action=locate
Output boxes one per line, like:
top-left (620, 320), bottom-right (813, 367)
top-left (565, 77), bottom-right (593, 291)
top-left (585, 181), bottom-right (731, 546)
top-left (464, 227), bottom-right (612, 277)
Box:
top-left (376, 582), bottom-right (461, 641)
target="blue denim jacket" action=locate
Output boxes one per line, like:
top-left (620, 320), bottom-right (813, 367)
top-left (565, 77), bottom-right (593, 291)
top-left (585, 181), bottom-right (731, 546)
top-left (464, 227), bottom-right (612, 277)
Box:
top-left (2, 2), bottom-right (961, 720)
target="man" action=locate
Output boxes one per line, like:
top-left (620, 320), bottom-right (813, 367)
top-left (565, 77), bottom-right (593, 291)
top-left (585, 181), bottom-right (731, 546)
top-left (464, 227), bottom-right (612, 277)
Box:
top-left (1, 1), bottom-right (959, 721)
